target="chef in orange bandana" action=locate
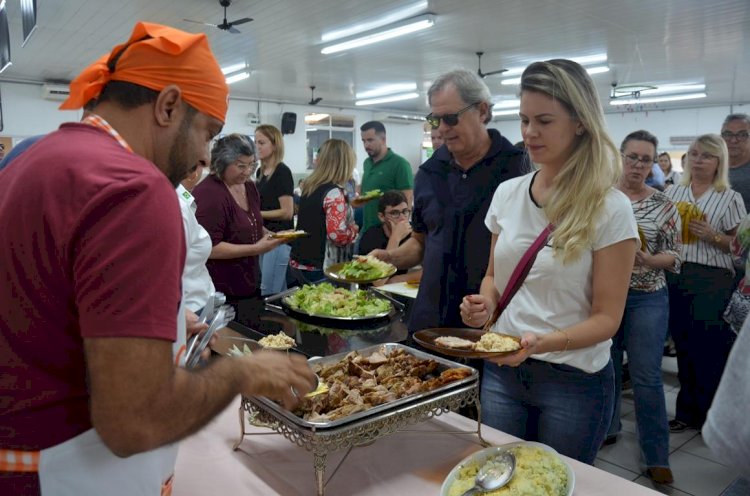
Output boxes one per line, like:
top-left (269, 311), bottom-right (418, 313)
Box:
top-left (0, 22), bottom-right (315, 496)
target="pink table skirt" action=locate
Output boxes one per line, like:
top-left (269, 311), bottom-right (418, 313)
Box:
top-left (173, 397), bottom-right (661, 496)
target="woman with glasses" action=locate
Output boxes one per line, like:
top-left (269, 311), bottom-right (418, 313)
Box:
top-left (288, 139), bottom-right (359, 285)
top-left (255, 124), bottom-right (294, 296)
top-left (658, 152), bottom-right (681, 187)
top-left (193, 134), bottom-right (287, 327)
top-left (359, 190), bottom-right (422, 285)
top-left (605, 130), bottom-right (681, 484)
top-left (460, 59), bottom-right (637, 464)
top-left (664, 134), bottom-right (746, 434)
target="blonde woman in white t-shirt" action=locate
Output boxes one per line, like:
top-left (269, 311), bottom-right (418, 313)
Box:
top-left (459, 59), bottom-right (638, 464)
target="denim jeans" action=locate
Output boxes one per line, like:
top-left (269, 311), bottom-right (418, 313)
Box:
top-left (260, 243), bottom-right (291, 296)
top-left (608, 287), bottom-right (670, 467)
top-left (481, 358), bottom-right (614, 464)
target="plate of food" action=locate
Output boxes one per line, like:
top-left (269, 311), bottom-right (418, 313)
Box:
top-left (355, 189), bottom-right (383, 203)
top-left (325, 255), bottom-right (397, 283)
top-left (412, 328), bottom-right (522, 359)
top-left (441, 441), bottom-right (574, 496)
top-left (281, 283), bottom-right (392, 321)
top-left (258, 331), bottom-right (296, 350)
top-left (268, 230), bottom-right (309, 240)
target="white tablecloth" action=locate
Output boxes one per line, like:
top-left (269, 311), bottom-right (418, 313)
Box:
top-left (173, 398), bottom-right (660, 496)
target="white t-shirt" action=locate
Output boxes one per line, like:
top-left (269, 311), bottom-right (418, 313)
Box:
top-left (176, 185), bottom-right (215, 312)
top-left (485, 172), bottom-right (638, 373)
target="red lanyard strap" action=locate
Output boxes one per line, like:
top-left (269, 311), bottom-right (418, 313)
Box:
top-left (483, 223), bottom-right (554, 332)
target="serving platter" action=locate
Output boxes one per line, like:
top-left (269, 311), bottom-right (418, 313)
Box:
top-left (268, 230), bottom-right (309, 240)
top-left (250, 343), bottom-right (479, 430)
top-left (440, 441), bottom-right (575, 496)
top-left (324, 260), bottom-right (397, 284)
top-left (413, 328), bottom-right (522, 359)
top-left (270, 285), bottom-right (394, 323)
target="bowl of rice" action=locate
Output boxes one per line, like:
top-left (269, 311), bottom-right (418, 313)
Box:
top-left (441, 442), bottom-right (573, 496)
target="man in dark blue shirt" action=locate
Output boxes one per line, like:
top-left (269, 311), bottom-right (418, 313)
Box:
top-left (370, 69), bottom-right (528, 332)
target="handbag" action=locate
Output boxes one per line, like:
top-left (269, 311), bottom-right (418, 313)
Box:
top-left (482, 223), bottom-right (554, 331)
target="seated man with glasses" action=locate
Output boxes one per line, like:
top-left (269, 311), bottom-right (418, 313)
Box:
top-left (358, 190), bottom-right (421, 285)
top-left (722, 113), bottom-right (750, 210)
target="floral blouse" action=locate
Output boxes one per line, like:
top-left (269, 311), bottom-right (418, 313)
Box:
top-left (630, 191), bottom-right (682, 292)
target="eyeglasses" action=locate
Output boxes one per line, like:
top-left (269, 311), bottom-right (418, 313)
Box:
top-left (425, 103), bottom-right (477, 129)
top-left (721, 130), bottom-right (750, 142)
top-left (384, 208), bottom-right (412, 219)
top-left (688, 151), bottom-right (719, 161)
top-left (621, 153), bottom-right (654, 168)
top-left (234, 160), bottom-right (257, 172)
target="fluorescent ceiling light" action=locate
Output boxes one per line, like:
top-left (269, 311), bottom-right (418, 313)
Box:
top-left (355, 92), bottom-right (419, 106)
top-left (322, 1), bottom-right (427, 42)
top-left (502, 64), bottom-right (609, 85)
top-left (304, 113), bottom-right (330, 123)
top-left (356, 83), bottom-right (417, 99)
top-left (639, 84), bottom-right (706, 96)
top-left (610, 92), bottom-right (707, 106)
top-left (0, 61), bottom-right (10, 74)
top-left (492, 108), bottom-right (520, 116)
top-left (225, 71), bottom-right (250, 85)
top-left (322, 14), bottom-right (435, 55)
top-left (492, 99), bottom-right (520, 108)
top-left (501, 53), bottom-right (609, 78)
top-left (221, 63), bottom-right (247, 75)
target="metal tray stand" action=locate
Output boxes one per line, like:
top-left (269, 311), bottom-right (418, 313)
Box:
top-left (234, 350), bottom-right (488, 495)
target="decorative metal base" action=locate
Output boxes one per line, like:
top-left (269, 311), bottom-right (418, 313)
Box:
top-left (234, 383), bottom-right (485, 496)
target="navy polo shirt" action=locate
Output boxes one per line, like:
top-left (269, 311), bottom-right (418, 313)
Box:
top-left (409, 129), bottom-right (529, 332)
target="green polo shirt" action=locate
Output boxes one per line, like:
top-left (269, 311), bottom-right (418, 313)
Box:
top-left (361, 148), bottom-right (414, 231)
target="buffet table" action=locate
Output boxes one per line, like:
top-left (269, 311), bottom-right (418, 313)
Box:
top-left (173, 397), bottom-right (662, 496)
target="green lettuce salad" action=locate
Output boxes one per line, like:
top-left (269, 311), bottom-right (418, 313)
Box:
top-left (285, 283), bottom-right (391, 318)
top-left (337, 255), bottom-right (395, 280)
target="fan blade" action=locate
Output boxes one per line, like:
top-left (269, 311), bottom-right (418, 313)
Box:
top-left (229, 17), bottom-right (253, 26)
top-left (183, 18), bottom-right (219, 28)
top-left (483, 69), bottom-right (508, 77)
top-left (228, 25), bottom-right (240, 34)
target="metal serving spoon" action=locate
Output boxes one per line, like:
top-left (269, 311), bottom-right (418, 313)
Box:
top-left (460, 451), bottom-right (516, 496)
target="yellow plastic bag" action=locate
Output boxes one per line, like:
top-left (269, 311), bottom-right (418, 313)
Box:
top-left (675, 201), bottom-right (704, 244)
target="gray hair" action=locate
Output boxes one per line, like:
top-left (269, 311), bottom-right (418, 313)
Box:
top-left (723, 113), bottom-right (750, 128)
top-left (210, 133), bottom-right (255, 178)
top-left (427, 69), bottom-right (493, 124)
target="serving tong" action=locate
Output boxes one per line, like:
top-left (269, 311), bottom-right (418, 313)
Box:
top-left (185, 292), bottom-right (234, 368)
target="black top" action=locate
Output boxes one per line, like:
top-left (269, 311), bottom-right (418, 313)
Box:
top-left (291, 182), bottom-right (339, 268)
top-left (358, 226), bottom-right (410, 276)
top-left (257, 162), bottom-right (294, 232)
top-left (409, 129), bottom-right (529, 332)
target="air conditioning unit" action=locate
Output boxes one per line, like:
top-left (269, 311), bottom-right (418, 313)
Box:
top-left (373, 112), bottom-right (425, 124)
top-left (670, 135), bottom-right (698, 146)
top-left (41, 83), bottom-right (70, 101)
top-left (245, 113), bottom-right (261, 125)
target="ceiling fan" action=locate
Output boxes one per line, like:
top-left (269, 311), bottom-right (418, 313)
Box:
top-left (476, 51), bottom-right (507, 79)
top-left (308, 86), bottom-right (322, 105)
top-left (184, 0), bottom-right (253, 34)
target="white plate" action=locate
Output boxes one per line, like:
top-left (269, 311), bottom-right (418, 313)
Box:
top-left (440, 441), bottom-right (574, 496)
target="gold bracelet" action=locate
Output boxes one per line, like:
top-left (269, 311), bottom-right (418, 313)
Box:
top-left (555, 328), bottom-right (571, 352)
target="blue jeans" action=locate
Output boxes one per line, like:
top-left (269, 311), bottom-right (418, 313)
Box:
top-left (608, 287), bottom-right (670, 468)
top-left (260, 243), bottom-right (291, 296)
top-left (481, 358), bottom-right (614, 464)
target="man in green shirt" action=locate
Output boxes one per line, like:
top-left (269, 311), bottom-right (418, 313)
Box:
top-left (358, 121), bottom-right (414, 231)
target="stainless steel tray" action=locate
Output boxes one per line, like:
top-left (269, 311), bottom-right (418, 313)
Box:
top-left (250, 343), bottom-right (479, 429)
top-left (265, 285), bottom-right (398, 323)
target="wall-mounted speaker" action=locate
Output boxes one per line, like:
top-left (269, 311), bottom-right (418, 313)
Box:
top-left (281, 112), bottom-right (297, 135)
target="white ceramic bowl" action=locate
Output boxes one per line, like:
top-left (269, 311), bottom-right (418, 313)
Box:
top-left (440, 441), bottom-right (574, 496)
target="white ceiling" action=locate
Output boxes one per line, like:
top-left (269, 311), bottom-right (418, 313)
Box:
top-left (2, 0), bottom-right (749, 116)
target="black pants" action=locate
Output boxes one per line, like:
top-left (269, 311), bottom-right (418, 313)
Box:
top-left (226, 292), bottom-right (265, 331)
top-left (667, 263), bottom-right (736, 427)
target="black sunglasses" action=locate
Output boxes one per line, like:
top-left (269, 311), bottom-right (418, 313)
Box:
top-left (425, 102), bottom-right (477, 129)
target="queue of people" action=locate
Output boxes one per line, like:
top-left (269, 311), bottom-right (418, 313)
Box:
top-left (3, 19), bottom-right (750, 496)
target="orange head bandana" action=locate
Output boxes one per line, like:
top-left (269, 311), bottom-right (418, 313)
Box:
top-left (60, 22), bottom-right (228, 123)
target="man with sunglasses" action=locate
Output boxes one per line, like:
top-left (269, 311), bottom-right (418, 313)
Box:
top-left (370, 69), bottom-right (528, 332)
top-left (722, 113), bottom-right (750, 210)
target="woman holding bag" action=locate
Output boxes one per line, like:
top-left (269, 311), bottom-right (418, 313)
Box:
top-left (460, 59), bottom-right (638, 464)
